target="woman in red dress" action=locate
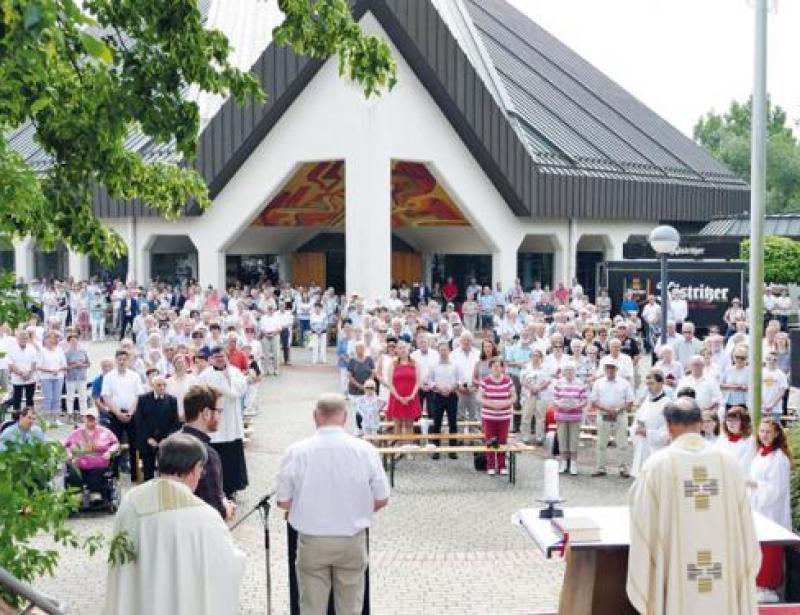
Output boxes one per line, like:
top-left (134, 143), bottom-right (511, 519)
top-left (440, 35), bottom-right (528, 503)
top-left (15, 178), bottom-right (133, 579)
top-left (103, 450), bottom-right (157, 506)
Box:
top-left (386, 341), bottom-right (422, 434)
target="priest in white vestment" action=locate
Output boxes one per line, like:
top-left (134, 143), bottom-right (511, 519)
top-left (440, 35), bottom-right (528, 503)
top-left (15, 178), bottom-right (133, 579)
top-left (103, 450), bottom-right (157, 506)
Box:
top-left (104, 433), bottom-right (245, 615)
top-left (627, 398), bottom-right (760, 615)
top-left (197, 346), bottom-right (250, 497)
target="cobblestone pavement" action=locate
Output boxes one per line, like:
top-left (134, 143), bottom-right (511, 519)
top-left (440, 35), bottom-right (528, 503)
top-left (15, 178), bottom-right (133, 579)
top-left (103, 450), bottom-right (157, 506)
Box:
top-left (32, 342), bottom-right (631, 615)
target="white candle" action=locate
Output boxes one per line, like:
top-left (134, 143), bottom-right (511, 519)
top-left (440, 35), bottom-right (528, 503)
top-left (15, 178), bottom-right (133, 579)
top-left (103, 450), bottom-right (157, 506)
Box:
top-left (543, 459), bottom-right (560, 502)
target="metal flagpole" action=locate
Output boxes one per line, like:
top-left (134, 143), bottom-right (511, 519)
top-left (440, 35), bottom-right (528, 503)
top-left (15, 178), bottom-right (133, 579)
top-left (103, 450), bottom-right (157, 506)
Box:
top-left (748, 0), bottom-right (768, 424)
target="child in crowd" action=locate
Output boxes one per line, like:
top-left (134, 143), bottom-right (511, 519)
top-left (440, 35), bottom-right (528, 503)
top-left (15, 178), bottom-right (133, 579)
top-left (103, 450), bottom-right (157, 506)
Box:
top-left (354, 379), bottom-right (385, 436)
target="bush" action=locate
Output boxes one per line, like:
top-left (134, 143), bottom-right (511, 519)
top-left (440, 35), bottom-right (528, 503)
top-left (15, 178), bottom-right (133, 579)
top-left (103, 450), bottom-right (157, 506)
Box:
top-left (787, 427), bottom-right (800, 532)
top-left (741, 236), bottom-right (800, 285)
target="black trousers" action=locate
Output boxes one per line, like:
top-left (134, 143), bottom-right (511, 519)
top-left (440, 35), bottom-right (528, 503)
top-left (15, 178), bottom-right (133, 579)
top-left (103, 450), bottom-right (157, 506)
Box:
top-left (419, 390), bottom-right (435, 419)
top-left (12, 383), bottom-right (36, 411)
top-left (140, 445), bottom-right (158, 481)
top-left (432, 392), bottom-right (458, 446)
top-left (66, 465), bottom-right (108, 494)
top-left (108, 413), bottom-right (137, 475)
top-left (119, 316), bottom-right (134, 340)
top-left (280, 328), bottom-right (291, 363)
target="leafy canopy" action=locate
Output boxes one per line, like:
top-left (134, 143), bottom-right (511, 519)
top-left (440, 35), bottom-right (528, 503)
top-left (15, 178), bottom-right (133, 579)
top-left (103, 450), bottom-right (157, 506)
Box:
top-left (740, 235), bottom-right (800, 285)
top-left (694, 98), bottom-right (800, 213)
top-left (0, 0), bottom-right (396, 265)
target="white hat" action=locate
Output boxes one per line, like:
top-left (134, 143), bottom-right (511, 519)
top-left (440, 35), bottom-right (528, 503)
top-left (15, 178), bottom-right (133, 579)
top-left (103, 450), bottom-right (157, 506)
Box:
top-left (81, 406), bottom-right (99, 418)
top-left (601, 357), bottom-right (619, 369)
top-left (561, 359), bottom-right (577, 371)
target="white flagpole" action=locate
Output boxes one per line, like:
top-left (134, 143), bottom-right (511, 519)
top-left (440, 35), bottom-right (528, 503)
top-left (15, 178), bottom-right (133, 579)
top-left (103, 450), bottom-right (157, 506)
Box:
top-left (748, 0), bottom-right (768, 424)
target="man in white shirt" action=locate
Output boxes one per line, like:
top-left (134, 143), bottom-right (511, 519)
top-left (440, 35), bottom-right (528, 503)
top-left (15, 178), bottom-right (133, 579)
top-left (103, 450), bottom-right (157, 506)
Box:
top-left (668, 290), bottom-right (688, 329)
top-left (591, 359), bottom-right (635, 478)
top-left (7, 330), bottom-right (38, 411)
top-left (677, 355), bottom-right (724, 421)
top-left (411, 333), bottom-right (439, 419)
top-left (428, 341), bottom-right (459, 458)
top-left (671, 321), bottom-right (703, 370)
top-left (258, 303), bottom-right (282, 376)
top-left (101, 349), bottom-right (145, 474)
top-left (276, 394), bottom-right (389, 615)
top-left (450, 332), bottom-right (480, 421)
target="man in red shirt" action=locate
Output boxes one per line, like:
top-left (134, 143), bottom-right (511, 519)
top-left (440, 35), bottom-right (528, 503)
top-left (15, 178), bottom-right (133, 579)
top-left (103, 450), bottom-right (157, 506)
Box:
top-left (225, 333), bottom-right (249, 373)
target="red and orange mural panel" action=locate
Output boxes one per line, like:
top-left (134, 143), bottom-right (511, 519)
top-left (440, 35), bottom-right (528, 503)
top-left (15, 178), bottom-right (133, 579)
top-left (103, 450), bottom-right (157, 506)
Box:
top-left (251, 160), bottom-right (345, 228)
top-left (391, 161), bottom-right (468, 227)
top-left (251, 160), bottom-right (468, 228)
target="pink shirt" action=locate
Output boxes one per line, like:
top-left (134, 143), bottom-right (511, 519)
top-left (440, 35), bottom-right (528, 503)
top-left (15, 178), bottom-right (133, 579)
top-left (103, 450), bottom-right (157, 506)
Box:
top-left (64, 426), bottom-right (119, 471)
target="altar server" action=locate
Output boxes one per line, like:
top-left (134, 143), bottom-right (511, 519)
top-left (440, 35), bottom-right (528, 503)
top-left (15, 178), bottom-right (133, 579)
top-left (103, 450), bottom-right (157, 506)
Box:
top-left (748, 418), bottom-right (792, 603)
top-left (627, 398), bottom-right (760, 614)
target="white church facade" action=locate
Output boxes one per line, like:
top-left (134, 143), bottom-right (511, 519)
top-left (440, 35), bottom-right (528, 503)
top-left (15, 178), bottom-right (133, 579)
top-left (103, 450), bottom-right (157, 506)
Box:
top-left (8, 0), bottom-right (748, 300)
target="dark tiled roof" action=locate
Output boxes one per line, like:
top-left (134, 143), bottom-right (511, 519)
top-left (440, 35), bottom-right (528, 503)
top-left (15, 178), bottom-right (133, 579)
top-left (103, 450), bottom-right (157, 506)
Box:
top-left (463, 0), bottom-right (741, 187)
top-left (700, 214), bottom-right (800, 238)
top-left (8, 0), bottom-right (749, 221)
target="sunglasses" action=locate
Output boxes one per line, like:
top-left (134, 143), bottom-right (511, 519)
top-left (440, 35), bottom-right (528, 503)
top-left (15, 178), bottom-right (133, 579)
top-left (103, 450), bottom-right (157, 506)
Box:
top-left (735, 356), bottom-right (747, 360)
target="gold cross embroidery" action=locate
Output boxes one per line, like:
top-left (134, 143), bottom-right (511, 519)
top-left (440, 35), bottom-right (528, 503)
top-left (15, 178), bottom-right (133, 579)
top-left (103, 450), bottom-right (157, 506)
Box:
top-left (683, 465), bottom-right (720, 511)
top-left (686, 550), bottom-right (723, 593)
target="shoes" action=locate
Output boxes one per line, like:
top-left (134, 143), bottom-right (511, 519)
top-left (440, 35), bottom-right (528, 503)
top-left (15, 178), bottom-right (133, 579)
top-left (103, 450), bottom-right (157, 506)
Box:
top-left (448, 452), bottom-right (458, 460)
top-left (431, 453), bottom-right (440, 460)
top-left (591, 470), bottom-right (607, 477)
top-left (559, 460), bottom-right (568, 473)
top-left (499, 468), bottom-right (509, 475)
top-left (757, 588), bottom-right (779, 603)
top-left (619, 469), bottom-right (631, 479)
top-left (487, 469), bottom-right (496, 476)
top-left (570, 464), bottom-right (578, 476)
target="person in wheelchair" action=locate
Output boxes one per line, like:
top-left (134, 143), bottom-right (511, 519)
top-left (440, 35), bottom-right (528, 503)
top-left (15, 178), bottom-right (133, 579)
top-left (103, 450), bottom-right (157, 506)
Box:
top-left (64, 406), bottom-right (120, 503)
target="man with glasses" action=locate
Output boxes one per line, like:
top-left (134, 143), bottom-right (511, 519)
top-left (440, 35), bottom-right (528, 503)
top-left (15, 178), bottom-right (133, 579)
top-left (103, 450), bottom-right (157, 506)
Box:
top-left (678, 355), bottom-right (724, 422)
top-left (182, 384), bottom-right (235, 520)
top-left (762, 352), bottom-right (789, 420)
top-left (671, 321), bottom-right (703, 372)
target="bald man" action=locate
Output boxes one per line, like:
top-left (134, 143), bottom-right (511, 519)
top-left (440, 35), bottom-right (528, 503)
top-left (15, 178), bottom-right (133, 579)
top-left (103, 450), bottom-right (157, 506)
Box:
top-left (134, 374), bottom-right (181, 480)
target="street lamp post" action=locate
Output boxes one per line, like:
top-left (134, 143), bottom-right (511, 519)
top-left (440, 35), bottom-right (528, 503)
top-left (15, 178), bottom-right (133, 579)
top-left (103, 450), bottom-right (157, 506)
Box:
top-left (649, 225), bottom-right (681, 345)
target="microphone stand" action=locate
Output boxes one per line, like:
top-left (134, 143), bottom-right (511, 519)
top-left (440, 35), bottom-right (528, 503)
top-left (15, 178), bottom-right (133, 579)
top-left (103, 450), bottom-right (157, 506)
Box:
top-left (232, 491), bottom-right (275, 615)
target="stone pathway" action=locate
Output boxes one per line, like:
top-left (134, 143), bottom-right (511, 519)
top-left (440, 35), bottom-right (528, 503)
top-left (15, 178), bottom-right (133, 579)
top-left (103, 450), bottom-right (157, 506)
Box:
top-left (31, 345), bottom-right (631, 614)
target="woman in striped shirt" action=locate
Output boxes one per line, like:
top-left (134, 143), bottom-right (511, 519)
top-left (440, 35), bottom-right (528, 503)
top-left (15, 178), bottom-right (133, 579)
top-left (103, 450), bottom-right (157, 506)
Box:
top-left (477, 357), bottom-right (517, 475)
top-left (552, 360), bottom-right (588, 475)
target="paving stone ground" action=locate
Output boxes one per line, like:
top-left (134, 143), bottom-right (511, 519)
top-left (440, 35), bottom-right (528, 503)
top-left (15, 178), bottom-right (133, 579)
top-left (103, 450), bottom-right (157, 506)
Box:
top-left (32, 342), bottom-right (632, 614)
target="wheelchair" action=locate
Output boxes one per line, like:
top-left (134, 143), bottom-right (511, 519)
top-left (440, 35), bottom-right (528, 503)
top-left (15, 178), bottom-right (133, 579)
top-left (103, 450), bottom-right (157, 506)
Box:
top-left (65, 453), bottom-right (122, 514)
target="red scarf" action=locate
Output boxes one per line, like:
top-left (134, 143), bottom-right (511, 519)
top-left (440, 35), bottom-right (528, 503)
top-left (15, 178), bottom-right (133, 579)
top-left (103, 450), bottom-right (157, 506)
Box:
top-left (759, 444), bottom-right (776, 457)
top-left (727, 433), bottom-right (742, 443)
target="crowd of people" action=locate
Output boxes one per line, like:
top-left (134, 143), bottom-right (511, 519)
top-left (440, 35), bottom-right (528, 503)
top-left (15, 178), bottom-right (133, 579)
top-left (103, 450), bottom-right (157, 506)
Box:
top-left (0, 273), bottom-right (796, 605)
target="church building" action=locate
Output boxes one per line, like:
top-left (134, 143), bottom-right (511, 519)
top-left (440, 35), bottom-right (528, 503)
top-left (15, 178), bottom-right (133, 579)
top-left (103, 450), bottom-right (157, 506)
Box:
top-left (7, 0), bottom-right (748, 299)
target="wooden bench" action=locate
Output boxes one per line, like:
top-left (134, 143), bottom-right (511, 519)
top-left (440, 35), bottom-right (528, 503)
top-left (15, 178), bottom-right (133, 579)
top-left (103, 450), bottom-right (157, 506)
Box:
top-left (375, 444), bottom-right (537, 487)
top-left (363, 432), bottom-right (485, 443)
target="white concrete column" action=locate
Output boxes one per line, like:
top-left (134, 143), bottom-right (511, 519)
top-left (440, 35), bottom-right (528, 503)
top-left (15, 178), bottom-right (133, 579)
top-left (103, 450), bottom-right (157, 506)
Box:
top-left (553, 245), bottom-right (568, 290)
top-left (345, 118), bottom-right (391, 302)
top-left (13, 238), bottom-right (34, 282)
top-left (68, 250), bottom-right (89, 281)
top-left (492, 248), bottom-right (518, 291)
top-left (197, 247), bottom-right (225, 289)
top-left (567, 218), bottom-right (578, 285)
top-left (422, 253), bottom-right (434, 288)
top-left (277, 253), bottom-right (292, 283)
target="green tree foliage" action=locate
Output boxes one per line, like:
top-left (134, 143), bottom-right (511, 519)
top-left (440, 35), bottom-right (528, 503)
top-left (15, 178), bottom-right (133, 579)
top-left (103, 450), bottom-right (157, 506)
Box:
top-left (0, 0), bottom-right (396, 265)
top-left (0, 0), bottom-right (395, 603)
top-left (740, 236), bottom-right (800, 285)
top-left (694, 98), bottom-right (800, 213)
top-left (0, 438), bottom-right (103, 607)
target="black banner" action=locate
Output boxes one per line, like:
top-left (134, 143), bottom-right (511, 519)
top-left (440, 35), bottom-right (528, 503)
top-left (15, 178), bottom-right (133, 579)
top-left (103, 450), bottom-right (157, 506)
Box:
top-left (623, 235), bottom-right (742, 260)
top-left (603, 260), bottom-right (747, 330)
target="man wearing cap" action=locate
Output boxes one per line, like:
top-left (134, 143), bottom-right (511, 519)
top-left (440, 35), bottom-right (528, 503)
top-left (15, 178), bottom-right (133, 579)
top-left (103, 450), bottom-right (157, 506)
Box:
top-left (258, 302), bottom-right (282, 376)
top-left (590, 357), bottom-right (635, 478)
top-left (63, 406), bottom-right (119, 499)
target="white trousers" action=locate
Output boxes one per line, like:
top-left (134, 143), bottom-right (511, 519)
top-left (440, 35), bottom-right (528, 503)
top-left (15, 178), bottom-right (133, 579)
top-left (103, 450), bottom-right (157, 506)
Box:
top-left (310, 332), bottom-right (327, 363)
top-left (65, 380), bottom-right (88, 414)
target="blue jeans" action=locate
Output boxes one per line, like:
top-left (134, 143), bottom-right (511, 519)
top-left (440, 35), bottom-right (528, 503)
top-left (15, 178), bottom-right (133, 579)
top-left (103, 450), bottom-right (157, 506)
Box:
top-left (41, 377), bottom-right (64, 414)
